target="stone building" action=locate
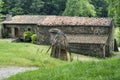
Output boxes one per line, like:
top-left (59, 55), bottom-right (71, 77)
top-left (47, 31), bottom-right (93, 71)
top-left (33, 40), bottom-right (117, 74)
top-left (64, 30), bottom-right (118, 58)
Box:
top-left (1, 15), bottom-right (114, 57)
top-left (1, 15), bottom-right (45, 38)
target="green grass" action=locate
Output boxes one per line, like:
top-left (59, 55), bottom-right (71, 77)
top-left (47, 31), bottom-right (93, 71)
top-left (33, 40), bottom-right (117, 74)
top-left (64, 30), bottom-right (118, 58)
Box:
top-left (0, 39), bottom-right (120, 80)
top-left (0, 39), bottom-right (65, 67)
top-left (0, 39), bottom-right (99, 67)
top-left (5, 59), bottom-right (120, 80)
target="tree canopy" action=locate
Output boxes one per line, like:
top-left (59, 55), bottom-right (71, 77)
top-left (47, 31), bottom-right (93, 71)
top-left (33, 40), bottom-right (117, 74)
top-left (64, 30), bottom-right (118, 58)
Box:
top-left (1, 0), bottom-right (66, 15)
top-left (0, 0), bottom-right (3, 15)
top-left (63, 0), bottom-right (96, 17)
top-left (1, 0), bottom-right (120, 27)
top-left (106, 0), bottom-right (120, 27)
top-left (90, 0), bottom-right (108, 17)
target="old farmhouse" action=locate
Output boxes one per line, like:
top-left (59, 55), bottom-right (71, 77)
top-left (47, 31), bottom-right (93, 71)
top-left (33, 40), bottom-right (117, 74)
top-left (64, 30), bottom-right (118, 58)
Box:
top-left (1, 15), bottom-right (114, 57)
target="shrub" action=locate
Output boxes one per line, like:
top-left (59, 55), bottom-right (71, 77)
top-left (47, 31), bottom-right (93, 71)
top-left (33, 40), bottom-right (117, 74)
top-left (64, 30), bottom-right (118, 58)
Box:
top-left (31, 34), bottom-right (37, 43)
top-left (2, 32), bottom-right (9, 38)
top-left (23, 31), bottom-right (33, 42)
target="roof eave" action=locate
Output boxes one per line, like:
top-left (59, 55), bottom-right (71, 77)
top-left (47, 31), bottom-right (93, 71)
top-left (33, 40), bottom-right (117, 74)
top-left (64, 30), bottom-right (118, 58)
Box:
top-left (69, 42), bottom-right (106, 45)
top-left (2, 23), bottom-right (37, 25)
top-left (37, 24), bottom-right (111, 27)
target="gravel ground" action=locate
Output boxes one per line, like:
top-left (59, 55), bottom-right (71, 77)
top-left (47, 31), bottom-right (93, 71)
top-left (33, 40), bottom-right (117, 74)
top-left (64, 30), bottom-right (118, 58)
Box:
top-left (0, 67), bottom-right (38, 80)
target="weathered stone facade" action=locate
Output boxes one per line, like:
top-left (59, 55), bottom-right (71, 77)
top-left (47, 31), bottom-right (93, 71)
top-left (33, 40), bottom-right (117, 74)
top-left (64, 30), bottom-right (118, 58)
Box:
top-left (2, 24), bottom-right (37, 38)
top-left (36, 25), bottom-right (114, 57)
top-left (1, 15), bottom-right (114, 57)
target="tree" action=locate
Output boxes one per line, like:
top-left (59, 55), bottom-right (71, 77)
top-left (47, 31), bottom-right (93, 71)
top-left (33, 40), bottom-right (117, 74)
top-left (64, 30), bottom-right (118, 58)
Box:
top-left (41, 0), bottom-right (67, 15)
top-left (30, 0), bottom-right (44, 15)
top-left (1, 0), bottom-right (66, 15)
top-left (0, 0), bottom-right (4, 16)
top-left (2, 0), bottom-right (23, 15)
top-left (106, 0), bottom-right (120, 27)
top-left (106, 0), bottom-right (120, 47)
top-left (63, 0), bottom-right (96, 17)
top-left (51, 0), bottom-right (67, 15)
top-left (90, 0), bottom-right (108, 17)
top-left (11, 7), bottom-right (24, 15)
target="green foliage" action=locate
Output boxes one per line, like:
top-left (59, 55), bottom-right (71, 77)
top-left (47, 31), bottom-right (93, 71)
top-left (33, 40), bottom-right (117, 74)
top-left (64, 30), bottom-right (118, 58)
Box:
top-left (0, 0), bottom-right (3, 15)
top-left (30, 0), bottom-right (44, 14)
top-left (63, 0), bottom-right (96, 17)
top-left (31, 34), bottom-right (37, 43)
top-left (23, 32), bottom-right (37, 44)
top-left (23, 31), bottom-right (33, 42)
top-left (115, 28), bottom-right (120, 46)
top-left (1, 0), bottom-right (66, 15)
top-left (1, 0), bottom-right (110, 17)
top-left (90, 0), bottom-right (108, 17)
top-left (11, 7), bottom-right (24, 15)
top-left (5, 59), bottom-right (120, 80)
top-left (0, 0), bottom-right (3, 10)
top-left (2, 32), bottom-right (9, 38)
top-left (106, 0), bottom-right (120, 27)
top-left (41, 0), bottom-right (67, 15)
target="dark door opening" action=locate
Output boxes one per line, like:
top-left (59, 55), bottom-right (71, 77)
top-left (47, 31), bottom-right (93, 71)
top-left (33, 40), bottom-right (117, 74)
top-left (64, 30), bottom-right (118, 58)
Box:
top-left (15, 28), bottom-right (19, 37)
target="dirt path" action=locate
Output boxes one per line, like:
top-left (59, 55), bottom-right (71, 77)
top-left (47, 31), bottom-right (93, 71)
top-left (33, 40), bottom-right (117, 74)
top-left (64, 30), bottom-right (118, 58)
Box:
top-left (0, 67), bottom-right (38, 80)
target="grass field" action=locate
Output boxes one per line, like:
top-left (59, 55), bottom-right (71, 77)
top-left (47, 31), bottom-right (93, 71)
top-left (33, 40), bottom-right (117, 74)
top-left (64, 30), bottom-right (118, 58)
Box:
top-left (0, 39), bottom-right (66, 67)
top-left (5, 59), bottom-right (120, 80)
top-left (0, 39), bottom-right (120, 80)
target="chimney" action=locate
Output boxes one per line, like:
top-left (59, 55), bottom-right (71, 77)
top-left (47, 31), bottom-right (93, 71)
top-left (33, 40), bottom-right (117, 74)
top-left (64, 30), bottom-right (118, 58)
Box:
top-left (6, 14), bottom-right (12, 21)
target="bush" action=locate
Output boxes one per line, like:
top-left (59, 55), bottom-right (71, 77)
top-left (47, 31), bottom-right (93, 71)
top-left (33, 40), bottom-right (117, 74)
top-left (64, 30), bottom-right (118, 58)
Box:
top-left (23, 31), bottom-right (33, 42)
top-left (31, 34), bottom-right (37, 43)
top-left (2, 32), bottom-right (9, 38)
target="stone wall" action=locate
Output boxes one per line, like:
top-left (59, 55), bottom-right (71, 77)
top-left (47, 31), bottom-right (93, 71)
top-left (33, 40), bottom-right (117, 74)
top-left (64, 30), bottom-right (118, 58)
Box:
top-left (36, 25), bottom-right (113, 57)
top-left (69, 43), bottom-right (105, 57)
top-left (3, 24), bottom-right (37, 38)
top-left (2, 23), bottom-right (113, 57)
top-left (37, 25), bottom-right (110, 44)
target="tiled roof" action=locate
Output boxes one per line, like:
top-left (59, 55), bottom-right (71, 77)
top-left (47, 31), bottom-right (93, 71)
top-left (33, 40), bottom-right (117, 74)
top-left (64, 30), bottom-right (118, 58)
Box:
top-left (2, 15), bottom-right (46, 24)
top-left (38, 16), bottom-right (112, 26)
top-left (66, 35), bottom-right (108, 44)
top-left (2, 15), bottom-right (112, 26)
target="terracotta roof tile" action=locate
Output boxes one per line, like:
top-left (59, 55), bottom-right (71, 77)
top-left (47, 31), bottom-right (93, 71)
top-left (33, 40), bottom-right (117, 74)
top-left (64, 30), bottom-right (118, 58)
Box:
top-left (2, 15), bottom-right (112, 27)
top-left (38, 16), bottom-right (112, 26)
top-left (66, 35), bottom-right (108, 44)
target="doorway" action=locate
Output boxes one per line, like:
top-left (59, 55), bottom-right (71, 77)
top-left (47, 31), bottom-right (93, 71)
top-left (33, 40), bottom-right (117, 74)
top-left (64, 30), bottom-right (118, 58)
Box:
top-left (15, 28), bottom-right (19, 37)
